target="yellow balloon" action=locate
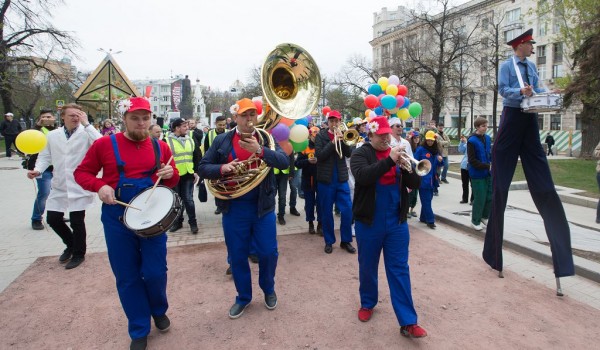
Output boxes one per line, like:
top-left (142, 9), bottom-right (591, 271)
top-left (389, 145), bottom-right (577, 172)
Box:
top-left (386, 84), bottom-right (398, 96)
top-left (15, 130), bottom-right (47, 154)
top-left (378, 77), bottom-right (388, 90)
top-left (397, 108), bottom-right (410, 121)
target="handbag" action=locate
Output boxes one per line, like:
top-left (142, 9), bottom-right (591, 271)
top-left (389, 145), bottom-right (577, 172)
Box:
top-left (197, 179), bottom-right (208, 202)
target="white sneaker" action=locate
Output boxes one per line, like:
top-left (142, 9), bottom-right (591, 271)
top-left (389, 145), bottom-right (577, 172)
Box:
top-left (471, 223), bottom-right (483, 231)
top-left (351, 226), bottom-right (356, 237)
top-left (480, 218), bottom-right (488, 226)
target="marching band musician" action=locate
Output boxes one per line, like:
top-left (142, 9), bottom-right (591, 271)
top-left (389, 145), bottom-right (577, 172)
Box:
top-left (295, 126), bottom-right (321, 235)
top-left (314, 110), bottom-right (356, 254)
top-left (350, 116), bottom-right (427, 338)
top-left (198, 98), bottom-right (289, 319)
top-left (74, 97), bottom-right (179, 350)
top-left (483, 28), bottom-right (575, 279)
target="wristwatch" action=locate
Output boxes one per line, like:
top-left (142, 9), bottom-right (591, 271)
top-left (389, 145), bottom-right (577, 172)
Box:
top-left (255, 145), bottom-right (263, 155)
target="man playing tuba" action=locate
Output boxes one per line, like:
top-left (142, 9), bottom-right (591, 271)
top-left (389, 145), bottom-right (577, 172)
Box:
top-left (198, 98), bottom-right (289, 319)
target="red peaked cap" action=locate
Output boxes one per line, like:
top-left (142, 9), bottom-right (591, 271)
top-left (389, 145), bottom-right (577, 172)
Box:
top-left (128, 97), bottom-right (152, 113)
top-left (507, 28), bottom-right (536, 49)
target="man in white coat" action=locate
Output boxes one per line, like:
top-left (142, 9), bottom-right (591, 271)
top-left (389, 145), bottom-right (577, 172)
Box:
top-left (389, 117), bottom-right (413, 158)
top-left (27, 103), bottom-right (102, 269)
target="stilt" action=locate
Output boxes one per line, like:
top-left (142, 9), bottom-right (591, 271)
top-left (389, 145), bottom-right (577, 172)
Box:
top-left (498, 270), bottom-right (504, 278)
top-left (556, 277), bottom-right (564, 297)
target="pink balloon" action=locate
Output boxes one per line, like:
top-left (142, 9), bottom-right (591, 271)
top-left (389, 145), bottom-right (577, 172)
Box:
top-left (396, 95), bottom-right (405, 108)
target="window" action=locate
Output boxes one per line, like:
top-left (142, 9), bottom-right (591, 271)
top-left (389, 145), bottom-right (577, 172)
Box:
top-left (479, 94), bottom-right (487, 108)
top-left (481, 37), bottom-right (488, 48)
top-left (575, 114), bottom-right (581, 130)
top-left (160, 85), bottom-right (169, 93)
top-left (553, 43), bottom-right (563, 63)
top-left (481, 17), bottom-right (489, 30)
top-left (552, 64), bottom-right (564, 78)
top-left (538, 65), bottom-right (547, 81)
top-left (550, 114), bottom-right (561, 130)
top-left (393, 39), bottom-right (403, 55)
top-left (481, 74), bottom-right (490, 87)
top-left (505, 28), bottom-right (521, 42)
top-left (162, 96), bottom-right (170, 102)
top-left (153, 106), bottom-right (158, 112)
top-left (537, 45), bottom-right (546, 65)
top-left (382, 43), bottom-right (390, 58)
top-left (506, 8), bottom-right (521, 23)
top-left (538, 20), bottom-right (548, 37)
top-left (538, 115), bottom-right (544, 130)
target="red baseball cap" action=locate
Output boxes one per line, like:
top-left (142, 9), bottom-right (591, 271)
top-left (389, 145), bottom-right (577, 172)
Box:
top-left (128, 97), bottom-right (152, 113)
top-left (328, 110), bottom-right (341, 119)
top-left (368, 116), bottom-right (392, 135)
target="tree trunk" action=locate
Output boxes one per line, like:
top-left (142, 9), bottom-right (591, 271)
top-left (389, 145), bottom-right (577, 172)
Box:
top-left (580, 103), bottom-right (600, 158)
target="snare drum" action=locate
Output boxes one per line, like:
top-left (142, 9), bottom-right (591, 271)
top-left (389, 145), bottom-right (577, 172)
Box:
top-left (122, 186), bottom-right (183, 237)
top-left (521, 93), bottom-right (562, 113)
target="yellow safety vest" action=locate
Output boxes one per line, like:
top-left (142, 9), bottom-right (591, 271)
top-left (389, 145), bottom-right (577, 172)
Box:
top-left (41, 127), bottom-right (50, 135)
top-left (167, 135), bottom-right (195, 176)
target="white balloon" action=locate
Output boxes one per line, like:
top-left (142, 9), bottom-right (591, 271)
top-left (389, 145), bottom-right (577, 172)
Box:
top-left (368, 110), bottom-right (377, 118)
top-left (388, 75), bottom-right (400, 86)
top-left (289, 124), bottom-right (309, 143)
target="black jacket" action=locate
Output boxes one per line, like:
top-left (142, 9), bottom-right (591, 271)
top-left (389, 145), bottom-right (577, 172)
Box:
top-left (0, 119), bottom-right (21, 136)
top-left (295, 141), bottom-right (317, 191)
top-left (350, 143), bottom-right (421, 225)
top-left (314, 128), bottom-right (351, 184)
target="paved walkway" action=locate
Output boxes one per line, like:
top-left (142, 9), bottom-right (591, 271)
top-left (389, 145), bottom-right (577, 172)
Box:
top-left (0, 154), bottom-right (599, 309)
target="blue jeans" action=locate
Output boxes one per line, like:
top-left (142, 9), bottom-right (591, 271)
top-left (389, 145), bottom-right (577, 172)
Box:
top-left (32, 170), bottom-right (52, 221)
top-left (173, 174), bottom-right (196, 225)
top-left (440, 156), bottom-right (449, 180)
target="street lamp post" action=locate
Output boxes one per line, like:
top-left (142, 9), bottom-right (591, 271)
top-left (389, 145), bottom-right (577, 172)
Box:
top-left (469, 91), bottom-right (476, 131)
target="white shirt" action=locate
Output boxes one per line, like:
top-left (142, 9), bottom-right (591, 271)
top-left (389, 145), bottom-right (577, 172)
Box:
top-left (390, 136), bottom-right (413, 158)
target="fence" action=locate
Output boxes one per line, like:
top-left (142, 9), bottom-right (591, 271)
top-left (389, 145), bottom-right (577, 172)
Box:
top-left (443, 128), bottom-right (581, 152)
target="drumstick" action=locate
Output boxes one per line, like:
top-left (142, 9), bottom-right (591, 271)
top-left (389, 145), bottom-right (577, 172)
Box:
top-left (145, 155), bottom-right (174, 203)
top-left (114, 200), bottom-right (141, 211)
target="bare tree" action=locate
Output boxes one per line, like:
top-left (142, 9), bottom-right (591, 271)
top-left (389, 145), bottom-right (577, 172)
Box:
top-left (332, 54), bottom-right (377, 96)
top-left (0, 0), bottom-right (78, 115)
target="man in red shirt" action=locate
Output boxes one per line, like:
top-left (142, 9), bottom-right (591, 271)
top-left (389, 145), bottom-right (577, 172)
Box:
top-left (74, 97), bottom-right (179, 350)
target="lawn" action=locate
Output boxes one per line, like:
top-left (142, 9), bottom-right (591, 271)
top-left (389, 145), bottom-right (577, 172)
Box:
top-left (449, 159), bottom-right (599, 198)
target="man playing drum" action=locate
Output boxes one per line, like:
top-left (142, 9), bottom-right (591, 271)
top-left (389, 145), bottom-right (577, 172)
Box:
top-left (483, 28), bottom-right (574, 283)
top-left (198, 98), bottom-right (289, 319)
top-left (74, 97), bottom-right (179, 350)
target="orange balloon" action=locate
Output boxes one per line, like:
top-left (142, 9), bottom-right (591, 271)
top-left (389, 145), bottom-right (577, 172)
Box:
top-left (278, 118), bottom-right (294, 127)
top-left (279, 140), bottom-right (293, 155)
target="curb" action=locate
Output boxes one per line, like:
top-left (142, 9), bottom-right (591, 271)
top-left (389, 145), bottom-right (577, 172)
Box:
top-left (435, 210), bottom-right (600, 284)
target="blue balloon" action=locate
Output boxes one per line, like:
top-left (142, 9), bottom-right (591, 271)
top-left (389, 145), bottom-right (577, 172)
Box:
top-left (402, 97), bottom-right (411, 109)
top-left (368, 83), bottom-right (383, 96)
top-left (381, 95), bottom-right (397, 110)
top-left (295, 117), bottom-right (309, 127)
top-left (374, 107), bottom-right (384, 116)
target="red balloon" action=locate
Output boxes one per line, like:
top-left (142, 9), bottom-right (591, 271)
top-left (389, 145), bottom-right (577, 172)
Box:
top-left (397, 85), bottom-right (408, 96)
top-left (279, 140), bottom-right (293, 155)
top-left (322, 106), bottom-right (331, 115)
top-left (364, 95), bottom-right (379, 109)
top-left (253, 99), bottom-right (263, 115)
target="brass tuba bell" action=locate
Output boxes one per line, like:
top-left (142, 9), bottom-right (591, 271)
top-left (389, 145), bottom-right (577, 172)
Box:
top-left (258, 43), bottom-right (322, 130)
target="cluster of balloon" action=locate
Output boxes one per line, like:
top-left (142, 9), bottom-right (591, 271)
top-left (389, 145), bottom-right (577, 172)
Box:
top-left (15, 130), bottom-right (47, 155)
top-left (363, 75), bottom-right (422, 122)
top-left (258, 95), bottom-right (311, 156)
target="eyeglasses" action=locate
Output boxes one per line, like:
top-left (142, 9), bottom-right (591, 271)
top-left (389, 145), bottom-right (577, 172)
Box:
top-left (392, 125), bottom-right (403, 128)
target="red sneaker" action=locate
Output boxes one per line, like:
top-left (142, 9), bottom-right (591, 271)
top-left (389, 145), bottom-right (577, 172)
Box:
top-left (358, 307), bottom-right (373, 322)
top-left (401, 324), bottom-right (428, 338)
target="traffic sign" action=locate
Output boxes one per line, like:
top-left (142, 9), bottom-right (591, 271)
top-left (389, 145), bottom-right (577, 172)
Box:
top-left (56, 100), bottom-right (65, 108)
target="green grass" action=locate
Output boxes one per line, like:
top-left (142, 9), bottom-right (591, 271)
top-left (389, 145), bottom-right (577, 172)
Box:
top-left (449, 159), bottom-right (599, 198)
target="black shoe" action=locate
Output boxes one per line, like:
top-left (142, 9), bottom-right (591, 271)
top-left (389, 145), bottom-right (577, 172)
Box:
top-left (63, 217), bottom-right (70, 223)
top-left (65, 256), bottom-right (85, 269)
top-left (441, 179), bottom-right (449, 184)
top-left (214, 207), bottom-right (222, 215)
top-left (169, 222), bottom-right (183, 232)
top-left (308, 221), bottom-right (316, 234)
top-left (290, 207), bottom-right (301, 216)
top-left (59, 248), bottom-right (72, 263)
top-left (190, 223), bottom-right (199, 234)
top-left (130, 336), bottom-right (147, 350)
top-left (226, 266), bottom-right (232, 275)
top-left (32, 220), bottom-right (44, 230)
top-left (324, 244), bottom-right (332, 254)
top-left (316, 222), bottom-right (323, 236)
top-left (228, 303), bottom-right (248, 319)
top-left (427, 223), bottom-right (436, 229)
top-left (278, 216), bottom-right (286, 225)
top-left (153, 314), bottom-right (171, 332)
top-left (265, 293), bottom-right (278, 310)
top-left (248, 254), bottom-right (259, 264)
top-left (460, 200), bottom-right (468, 204)
top-left (340, 242), bottom-right (356, 254)
top-left (299, 194), bottom-right (305, 199)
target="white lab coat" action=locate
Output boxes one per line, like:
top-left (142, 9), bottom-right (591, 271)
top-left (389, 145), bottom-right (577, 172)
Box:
top-left (34, 125), bottom-right (102, 212)
top-left (390, 137), bottom-right (414, 158)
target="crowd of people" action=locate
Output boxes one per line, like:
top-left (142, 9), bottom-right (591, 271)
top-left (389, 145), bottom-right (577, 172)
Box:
top-left (1, 28), bottom-right (595, 350)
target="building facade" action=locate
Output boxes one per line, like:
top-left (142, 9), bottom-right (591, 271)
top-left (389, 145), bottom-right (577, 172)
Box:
top-left (371, 0), bottom-right (580, 133)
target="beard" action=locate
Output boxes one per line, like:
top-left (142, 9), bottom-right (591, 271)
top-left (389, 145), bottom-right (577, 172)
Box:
top-left (126, 129), bottom-right (150, 141)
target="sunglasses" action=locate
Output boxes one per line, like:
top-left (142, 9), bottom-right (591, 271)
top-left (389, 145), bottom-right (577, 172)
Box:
top-left (392, 125), bottom-right (403, 128)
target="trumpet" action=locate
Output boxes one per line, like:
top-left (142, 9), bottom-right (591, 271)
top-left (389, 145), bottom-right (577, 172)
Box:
top-left (394, 147), bottom-right (431, 176)
top-left (333, 123), bottom-right (360, 158)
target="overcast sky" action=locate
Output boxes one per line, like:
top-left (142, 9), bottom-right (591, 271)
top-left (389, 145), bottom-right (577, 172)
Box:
top-left (53, 0), bottom-right (469, 91)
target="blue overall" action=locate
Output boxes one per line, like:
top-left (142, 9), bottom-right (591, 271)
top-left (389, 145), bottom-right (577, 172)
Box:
top-left (317, 163), bottom-right (353, 245)
top-left (102, 135), bottom-right (169, 340)
top-left (222, 146), bottom-right (278, 306)
top-left (414, 147), bottom-right (438, 225)
top-left (483, 107), bottom-right (574, 277)
top-left (355, 180), bottom-right (417, 326)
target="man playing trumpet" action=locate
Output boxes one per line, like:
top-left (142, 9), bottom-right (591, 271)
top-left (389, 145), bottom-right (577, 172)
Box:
top-left (350, 116), bottom-right (427, 338)
top-left (198, 98), bottom-right (289, 319)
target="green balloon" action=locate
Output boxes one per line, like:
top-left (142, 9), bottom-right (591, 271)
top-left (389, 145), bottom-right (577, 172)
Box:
top-left (408, 102), bottom-right (422, 117)
top-left (289, 139), bottom-right (309, 152)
